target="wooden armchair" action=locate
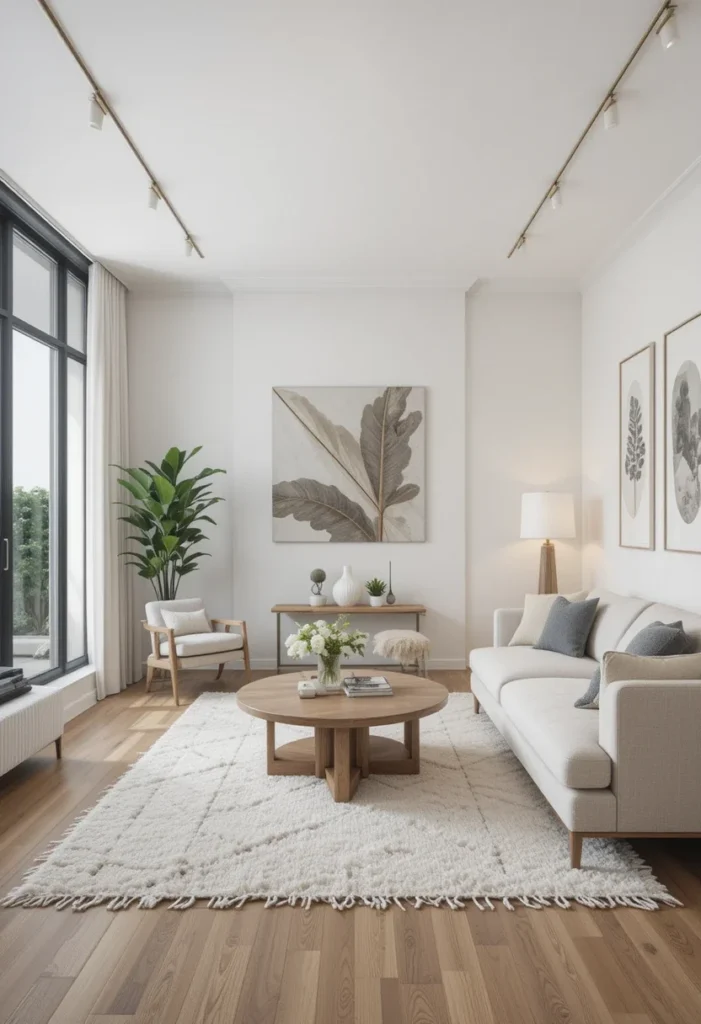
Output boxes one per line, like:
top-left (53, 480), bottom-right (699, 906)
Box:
top-left (142, 598), bottom-right (250, 705)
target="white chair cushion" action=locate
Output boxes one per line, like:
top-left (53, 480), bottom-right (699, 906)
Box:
top-left (161, 607), bottom-right (211, 637)
top-left (160, 632), bottom-right (244, 658)
top-left (469, 646), bottom-right (598, 702)
top-left (616, 602), bottom-right (701, 654)
top-left (145, 598), bottom-right (205, 629)
top-left (500, 678), bottom-right (611, 789)
top-left (584, 589), bottom-right (651, 661)
top-left (508, 591), bottom-right (588, 646)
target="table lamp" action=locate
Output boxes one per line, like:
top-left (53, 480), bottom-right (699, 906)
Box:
top-left (520, 492), bottom-right (575, 594)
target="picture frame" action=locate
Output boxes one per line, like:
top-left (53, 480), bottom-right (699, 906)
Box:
top-left (619, 343), bottom-right (655, 550)
top-left (664, 311), bottom-right (701, 553)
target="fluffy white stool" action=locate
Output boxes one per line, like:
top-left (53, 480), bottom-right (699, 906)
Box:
top-left (373, 629), bottom-right (431, 677)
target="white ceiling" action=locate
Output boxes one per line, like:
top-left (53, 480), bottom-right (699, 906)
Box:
top-left (2, 0), bottom-right (700, 292)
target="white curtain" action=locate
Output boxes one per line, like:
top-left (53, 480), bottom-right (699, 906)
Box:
top-left (86, 264), bottom-right (136, 698)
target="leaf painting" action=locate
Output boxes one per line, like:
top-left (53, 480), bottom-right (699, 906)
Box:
top-left (272, 386), bottom-right (425, 542)
top-left (624, 390), bottom-right (645, 517)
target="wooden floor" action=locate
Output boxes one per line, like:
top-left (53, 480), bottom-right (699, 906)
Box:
top-left (1, 669), bottom-right (701, 1024)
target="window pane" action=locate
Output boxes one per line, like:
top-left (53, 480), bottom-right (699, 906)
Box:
top-left (67, 273), bottom-right (86, 352)
top-left (12, 233), bottom-right (57, 335)
top-left (67, 359), bottom-right (85, 661)
top-left (12, 332), bottom-right (58, 677)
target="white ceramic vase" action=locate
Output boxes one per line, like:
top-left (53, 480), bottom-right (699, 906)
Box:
top-left (369, 595), bottom-right (385, 607)
top-left (309, 594), bottom-right (327, 607)
top-left (332, 565), bottom-right (362, 607)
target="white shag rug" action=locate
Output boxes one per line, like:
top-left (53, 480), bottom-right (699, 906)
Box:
top-left (3, 693), bottom-right (679, 912)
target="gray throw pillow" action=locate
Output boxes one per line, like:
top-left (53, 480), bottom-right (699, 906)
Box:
top-left (534, 596), bottom-right (600, 659)
top-left (575, 619), bottom-right (691, 709)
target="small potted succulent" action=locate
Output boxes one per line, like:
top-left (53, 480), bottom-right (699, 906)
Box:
top-left (365, 577), bottom-right (387, 607)
top-left (309, 568), bottom-right (327, 607)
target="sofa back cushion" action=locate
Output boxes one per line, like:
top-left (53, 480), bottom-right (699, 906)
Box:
top-left (617, 603), bottom-right (701, 653)
top-left (585, 589), bottom-right (651, 661)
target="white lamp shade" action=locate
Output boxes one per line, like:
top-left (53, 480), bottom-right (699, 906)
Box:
top-left (520, 492), bottom-right (575, 540)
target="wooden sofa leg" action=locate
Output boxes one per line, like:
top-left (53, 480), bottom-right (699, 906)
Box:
top-left (55, 736), bottom-right (62, 759)
top-left (215, 663), bottom-right (225, 681)
top-left (569, 831), bottom-right (583, 869)
top-left (472, 693), bottom-right (481, 714)
top-left (170, 665), bottom-right (180, 706)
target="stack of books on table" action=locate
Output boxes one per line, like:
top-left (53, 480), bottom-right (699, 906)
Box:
top-left (343, 675), bottom-right (393, 698)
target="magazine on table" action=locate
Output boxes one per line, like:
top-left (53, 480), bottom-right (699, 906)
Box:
top-left (343, 675), bottom-right (393, 698)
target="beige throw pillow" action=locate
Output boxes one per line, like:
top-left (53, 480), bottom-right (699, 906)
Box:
top-left (161, 607), bottom-right (211, 637)
top-left (509, 591), bottom-right (588, 646)
top-left (600, 650), bottom-right (701, 700)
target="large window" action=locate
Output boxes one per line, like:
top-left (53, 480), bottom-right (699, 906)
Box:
top-left (0, 184), bottom-right (89, 681)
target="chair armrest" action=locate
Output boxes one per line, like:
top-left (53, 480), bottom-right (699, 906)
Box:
top-left (493, 608), bottom-right (523, 647)
top-left (599, 679), bottom-right (701, 832)
top-left (142, 621), bottom-right (174, 637)
top-left (210, 618), bottom-right (245, 631)
top-left (142, 620), bottom-right (176, 660)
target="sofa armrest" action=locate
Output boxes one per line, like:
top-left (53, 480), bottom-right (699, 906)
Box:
top-left (493, 608), bottom-right (523, 647)
top-left (599, 679), bottom-right (701, 833)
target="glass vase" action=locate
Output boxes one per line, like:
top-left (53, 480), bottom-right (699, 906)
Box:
top-left (316, 653), bottom-right (342, 691)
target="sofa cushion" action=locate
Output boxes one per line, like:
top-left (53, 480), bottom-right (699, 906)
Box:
top-left (617, 603), bottom-right (701, 654)
top-left (508, 591), bottom-right (588, 646)
top-left (534, 596), bottom-right (600, 658)
top-left (160, 632), bottom-right (244, 658)
top-left (500, 678), bottom-right (611, 789)
top-left (585, 589), bottom-right (651, 661)
top-left (468, 646), bottom-right (598, 702)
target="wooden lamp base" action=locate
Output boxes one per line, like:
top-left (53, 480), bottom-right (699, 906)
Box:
top-left (538, 540), bottom-right (558, 595)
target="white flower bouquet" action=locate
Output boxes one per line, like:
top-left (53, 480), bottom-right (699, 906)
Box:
top-left (285, 617), bottom-right (369, 690)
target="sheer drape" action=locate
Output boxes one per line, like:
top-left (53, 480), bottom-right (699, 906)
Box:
top-left (86, 264), bottom-right (136, 697)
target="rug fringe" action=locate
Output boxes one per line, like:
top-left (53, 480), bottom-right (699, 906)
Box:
top-left (0, 891), bottom-right (683, 913)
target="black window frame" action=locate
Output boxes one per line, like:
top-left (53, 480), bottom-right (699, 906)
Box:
top-left (0, 182), bottom-right (90, 682)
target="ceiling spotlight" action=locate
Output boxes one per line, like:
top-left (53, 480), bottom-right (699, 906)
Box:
top-left (148, 184), bottom-right (161, 210)
top-left (656, 7), bottom-right (678, 49)
top-left (603, 95), bottom-right (619, 130)
top-left (549, 184), bottom-right (562, 210)
top-left (89, 92), bottom-right (107, 131)
top-left (185, 236), bottom-right (194, 258)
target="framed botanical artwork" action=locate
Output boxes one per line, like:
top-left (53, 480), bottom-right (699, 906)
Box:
top-left (665, 311), bottom-right (701, 553)
top-left (620, 344), bottom-right (655, 549)
top-left (272, 385), bottom-right (425, 542)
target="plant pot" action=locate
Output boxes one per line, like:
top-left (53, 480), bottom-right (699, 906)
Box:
top-left (309, 594), bottom-right (327, 607)
top-left (332, 565), bottom-right (362, 607)
top-left (316, 654), bottom-right (343, 692)
top-left (369, 595), bottom-right (386, 607)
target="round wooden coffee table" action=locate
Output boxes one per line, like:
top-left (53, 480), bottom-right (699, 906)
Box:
top-left (237, 671), bottom-right (449, 802)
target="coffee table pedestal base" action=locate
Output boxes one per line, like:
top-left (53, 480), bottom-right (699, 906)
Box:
top-left (267, 721), bottom-right (420, 802)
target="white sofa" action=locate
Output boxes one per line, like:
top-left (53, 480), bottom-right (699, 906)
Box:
top-left (469, 588), bottom-right (701, 868)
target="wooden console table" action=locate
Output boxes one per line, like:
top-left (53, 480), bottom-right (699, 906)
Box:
top-left (271, 604), bottom-right (427, 673)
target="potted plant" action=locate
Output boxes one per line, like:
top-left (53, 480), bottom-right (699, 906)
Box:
top-left (309, 568), bottom-right (327, 607)
top-left (284, 617), bottom-right (368, 691)
top-left (365, 577), bottom-right (387, 607)
top-left (115, 446), bottom-right (225, 600)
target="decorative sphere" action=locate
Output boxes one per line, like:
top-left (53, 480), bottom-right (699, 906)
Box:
top-left (310, 568), bottom-right (326, 584)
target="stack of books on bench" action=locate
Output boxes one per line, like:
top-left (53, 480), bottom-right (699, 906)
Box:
top-left (0, 667), bottom-right (30, 706)
top-left (343, 675), bottom-right (393, 698)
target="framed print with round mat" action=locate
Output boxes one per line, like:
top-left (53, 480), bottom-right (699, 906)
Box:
top-left (665, 311), bottom-right (701, 553)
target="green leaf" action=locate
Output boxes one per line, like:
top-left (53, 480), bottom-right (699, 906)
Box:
top-left (117, 478), bottom-right (150, 502)
top-left (153, 475), bottom-right (176, 507)
top-left (164, 447), bottom-right (181, 473)
top-left (183, 445), bottom-right (203, 463)
top-left (162, 535), bottom-right (179, 554)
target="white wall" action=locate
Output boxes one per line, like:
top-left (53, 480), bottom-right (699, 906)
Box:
top-left (582, 176), bottom-right (701, 611)
top-left (466, 287), bottom-right (582, 650)
top-left (127, 294), bottom-right (235, 665)
top-left (231, 292), bottom-right (467, 669)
